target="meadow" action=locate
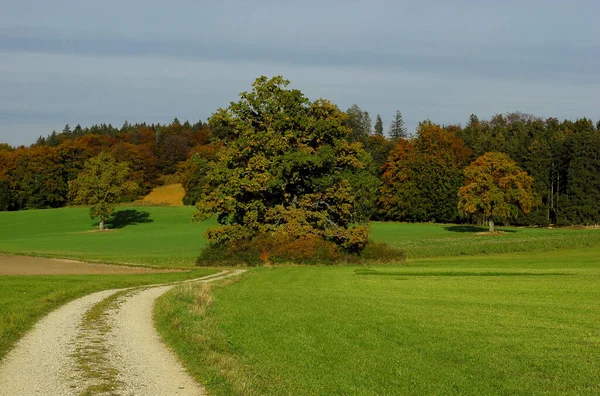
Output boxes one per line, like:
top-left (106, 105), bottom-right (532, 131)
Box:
top-left (2, 206), bottom-right (600, 265)
top-left (2, 206), bottom-right (600, 394)
top-left (0, 206), bottom-right (215, 267)
top-left (157, 248), bottom-right (600, 395)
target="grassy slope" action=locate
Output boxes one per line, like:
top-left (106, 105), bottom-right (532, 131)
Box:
top-left (0, 206), bottom-right (216, 267)
top-left (156, 248), bottom-right (600, 395)
top-left (0, 269), bottom-right (215, 361)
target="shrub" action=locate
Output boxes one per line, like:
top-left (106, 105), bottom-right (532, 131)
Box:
top-left (196, 233), bottom-right (404, 266)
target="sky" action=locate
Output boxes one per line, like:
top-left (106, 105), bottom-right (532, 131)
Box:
top-left (1, 0), bottom-right (599, 146)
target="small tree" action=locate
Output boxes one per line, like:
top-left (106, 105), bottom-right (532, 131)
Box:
top-left (389, 110), bottom-right (408, 139)
top-left (458, 152), bottom-right (535, 232)
top-left (69, 152), bottom-right (138, 230)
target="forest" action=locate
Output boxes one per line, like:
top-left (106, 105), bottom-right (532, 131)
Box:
top-left (1, 105), bottom-right (599, 227)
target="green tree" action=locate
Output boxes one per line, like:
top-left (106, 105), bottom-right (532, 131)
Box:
top-left (344, 104), bottom-right (371, 143)
top-left (374, 114), bottom-right (384, 136)
top-left (458, 152), bottom-right (535, 232)
top-left (560, 118), bottom-right (600, 224)
top-left (194, 76), bottom-right (371, 252)
top-left (69, 152), bottom-right (138, 230)
top-left (389, 110), bottom-right (408, 139)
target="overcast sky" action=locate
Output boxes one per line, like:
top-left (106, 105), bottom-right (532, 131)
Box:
top-left (1, 0), bottom-right (599, 146)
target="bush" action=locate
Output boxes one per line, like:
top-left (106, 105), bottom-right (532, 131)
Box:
top-left (360, 241), bottom-right (406, 263)
top-left (196, 233), bottom-right (405, 266)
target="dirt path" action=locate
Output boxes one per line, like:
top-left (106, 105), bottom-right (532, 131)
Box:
top-left (0, 255), bottom-right (174, 275)
top-left (0, 270), bottom-right (244, 395)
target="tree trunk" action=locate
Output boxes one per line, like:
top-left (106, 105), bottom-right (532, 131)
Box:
top-left (99, 216), bottom-right (105, 231)
top-left (489, 219), bottom-right (495, 233)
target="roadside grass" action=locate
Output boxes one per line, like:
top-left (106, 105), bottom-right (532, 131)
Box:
top-left (156, 247), bottom-right (600, 395)
top-left (0, 269), bottom-right (214, 361)
top-left (372, 222), bottom-right (600, 259)
top-left (2, 207), bottom-right (600, 266)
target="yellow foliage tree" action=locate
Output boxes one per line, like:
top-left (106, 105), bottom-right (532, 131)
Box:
top-left (458, 152), bottom-right (535, 232)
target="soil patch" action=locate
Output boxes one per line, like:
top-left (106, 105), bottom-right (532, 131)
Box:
top-left (0, 255), bottom-right (171, 276)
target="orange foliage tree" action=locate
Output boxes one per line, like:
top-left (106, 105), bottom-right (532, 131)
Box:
top-left (379, 121), bottom-right (472, 222)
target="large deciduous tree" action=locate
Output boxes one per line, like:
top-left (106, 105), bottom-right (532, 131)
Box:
top-left (69, 152), bottom-right (138, 230)
top-left (379, 121), bottom-right (472, 222)
top-left (458, 152), bottom-right (535, 232)
top-left (194, 76), bottom-right (372, 252)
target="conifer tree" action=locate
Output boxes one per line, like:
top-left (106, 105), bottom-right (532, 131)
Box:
top-left (389, 110), bottom-right (408, 139)
top-left (374, 114), bottom-right (384, 136)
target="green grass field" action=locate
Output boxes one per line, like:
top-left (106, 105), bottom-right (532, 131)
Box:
top-left (2, 206), bottom-right (600, 394)
top-left (0, 206), bottom-right (215, 267)
top-left (372, 222), bottom-right (600, 258)
top-left (156, 248), bottom-right (600, 395)
top-left (2, 207), bottom-right (600, 265)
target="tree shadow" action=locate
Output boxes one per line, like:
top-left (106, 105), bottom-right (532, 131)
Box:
top-left (102, 209), bottom-right (153, 229)
top-left (444, 225), bottom-right (516, 233)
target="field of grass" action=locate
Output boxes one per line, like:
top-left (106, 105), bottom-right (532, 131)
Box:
top-left (156, 248), bottom-right (600, 395)
top-left (2, 207), bottom-right (600, 266)
top-left (0, 268), bottom-right (215, 361)
top-left (372, 222), bottom-right (600, 258)
top-left (3, 206), bottom-right (600, 393)
top-left (0, 206), bottom-right (215, 267)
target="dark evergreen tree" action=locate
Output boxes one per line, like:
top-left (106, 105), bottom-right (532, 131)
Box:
top-left (47, 131), bottom-right (59, 147)
top-left (389, 110), bottom-right (408, 139)
top-left (374, 114), bottom-right (384, 136)
top-left (560, 119), bottom-right (600, 224)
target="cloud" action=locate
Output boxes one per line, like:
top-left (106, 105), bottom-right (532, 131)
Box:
top-left (0, 1), bottom-right (599, 145)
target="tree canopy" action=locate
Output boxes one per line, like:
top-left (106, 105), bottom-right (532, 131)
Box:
top-left (458, 152), bottom-right (535, 232)
top-left (69, 152), bottom-right (139, 230)
top-left (193, 76), bottom-right (372, 252)
top-left (379, 121), bottom-right (472, 222)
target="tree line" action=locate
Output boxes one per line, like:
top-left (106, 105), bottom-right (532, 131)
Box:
top-left (1, 97), bottom-right (599, 227)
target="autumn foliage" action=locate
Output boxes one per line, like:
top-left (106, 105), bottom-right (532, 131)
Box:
top-left (379, 121), bottom-right (472, 222)
top-left (458, 152), bottom-right (535, 232)
top-left (194, 76), bottom-right (373, 253)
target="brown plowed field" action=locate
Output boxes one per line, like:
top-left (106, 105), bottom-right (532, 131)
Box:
top-left (0, 255), bottom-right (168, 275)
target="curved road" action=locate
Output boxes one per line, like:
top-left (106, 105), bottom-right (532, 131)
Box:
top-left (0, 270), bottom-right (244, 396)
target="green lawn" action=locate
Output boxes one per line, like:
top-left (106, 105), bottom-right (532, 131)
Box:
top-left (372, 222), bottom-right (600, 258)
top-left (0, 206), bottom-right (215, 267)
top-left (156, 248), bottom-right (600, 395)
top-left (0, 269), bottom-right (215, 361)
top-left (3, 207), bottom-right (600, 394)
top-left (2, 207), bottom-right (599, 266)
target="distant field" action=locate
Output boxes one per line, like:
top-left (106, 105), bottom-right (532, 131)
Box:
top-left (2, 207), bottom-right (600, 267)
top-left (372, 222), bottom-right (600, 258)
top-left (157, 248), bottom-right (600, 395)
top-left (136, 183), bottom-right (185, 206)
top-left (0, 206), bottom-right (214, 268)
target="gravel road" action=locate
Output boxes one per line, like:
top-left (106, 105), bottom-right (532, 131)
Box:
top-left (0, 270), bottom-right (244, 395)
